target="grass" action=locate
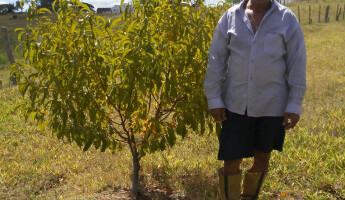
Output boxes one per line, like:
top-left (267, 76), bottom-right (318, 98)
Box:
top-left (0, 13), bottom-right (28, 33)
top-left (0, 68), bottom-right (10, 89)
top-left (1, 2), bottom-right (345, 200)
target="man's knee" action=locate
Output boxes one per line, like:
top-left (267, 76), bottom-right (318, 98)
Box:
top-left (225, 158), bottom-right (243, 166)
top-left (254, 150), bottom-right (271, 160)
top-left (223, 158), bottom-right (243, 174)
top-left (253, 150), bottom-right (271, 169)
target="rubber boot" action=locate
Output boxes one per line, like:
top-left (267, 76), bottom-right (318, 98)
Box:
top-left (241, 170), bottom-right (268, 200)
top-left (218, 168), bottom-right (242, 200)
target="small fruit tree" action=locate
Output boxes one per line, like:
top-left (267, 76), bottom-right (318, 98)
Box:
top-left (15, 0), bottom-right (229, 197)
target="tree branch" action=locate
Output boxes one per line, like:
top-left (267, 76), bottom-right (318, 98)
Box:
top-left (159, 96), bottom-right (184, 122)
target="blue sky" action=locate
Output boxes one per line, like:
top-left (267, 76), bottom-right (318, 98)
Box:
top-left (1, 0), bottom-right (226, 9)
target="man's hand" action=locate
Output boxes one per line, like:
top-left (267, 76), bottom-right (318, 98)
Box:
top-left (283, 112), bottom-right (300, 130)
top-left (210, 108), bottom-right (227, 122)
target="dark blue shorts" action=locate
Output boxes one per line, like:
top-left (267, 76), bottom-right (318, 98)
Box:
top-left (218, 110), bottom-right (286, 161)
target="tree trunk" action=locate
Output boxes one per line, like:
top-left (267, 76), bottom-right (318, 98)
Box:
top-left (131, 146), bottom-right (141, 199)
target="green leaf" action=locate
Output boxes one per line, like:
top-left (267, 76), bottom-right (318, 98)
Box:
top-left (38, 8), bottom-right (51, 14)
top-left (52, 0), bottom-right (57, 12)
top-left (176, 122), bottom-right (187, 138)
top-left (216, 123), bottom-right (222, 134)
top-left (199, 119), bottom-right (206, 135)
top-left (166, 125), bottom-right (176, 146)
top-left (159, 137), bottom-right (166, 151)
top-left (83, 136), bottom-right (93, 151)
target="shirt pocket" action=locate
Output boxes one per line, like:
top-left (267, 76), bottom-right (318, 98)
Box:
top-left (264, 33), bottom-right (285, 58)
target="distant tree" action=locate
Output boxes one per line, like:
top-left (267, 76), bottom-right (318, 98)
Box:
top-left (0, 1), bottom-right (23, 13)
top-left (0, 5), bottom-right (8, 13)
top-left (5, 3), bottom-right (15, 13)
top-left (15, 1), bottom-right (23, 12)
top-left (37, 0), bottom-right (55, 10)
top-left (227, 0), bottom-right (241, 3)
top-left (36, 0), bottom-right (93, 12)
top-left (81, 2), bottom-right (95, 12)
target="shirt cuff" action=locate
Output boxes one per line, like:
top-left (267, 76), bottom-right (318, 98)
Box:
top-left (285, 102), bottom-right (302, 115)
top-left (208, 98), bottom-right (226, 110)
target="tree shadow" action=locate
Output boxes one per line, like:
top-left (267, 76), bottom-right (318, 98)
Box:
top-left (96, 185), bottom-right (180, 200)
top-left (97, 165), bottom-right (219, 199)
top-left (148, 165), bottom-right (219, 200)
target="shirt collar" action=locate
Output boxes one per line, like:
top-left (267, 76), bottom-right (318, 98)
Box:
top-left (237, 0), bottom-right (278, 35)
top-left (236, 0), bottom-right (278, 12)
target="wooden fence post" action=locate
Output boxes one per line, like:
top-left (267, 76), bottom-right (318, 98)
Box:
top-left (336, 4), bottom-right (341, 21)
top-left (0, 80), bottom-right (2, 90)
top-left (0, 26), bottom-right (17, 86)
top-left (325, 5), bottom-right (330, 22)
top-left (318, 5), bottom-right (321, 23)
top-left (309, 5), bottom-right (312, 24)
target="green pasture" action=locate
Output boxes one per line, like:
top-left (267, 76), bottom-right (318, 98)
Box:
top-left (1, 1), bottom-right (345, 199)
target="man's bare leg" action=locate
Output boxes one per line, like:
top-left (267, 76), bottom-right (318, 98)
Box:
top-left (223, 158), bottom-right (243, 174)
top-left (219, 159), bottom-right (243, 200)
top-left (248, 150), bottom-right (271, 172)
top-left (241, 150), bottom-right (270, 199)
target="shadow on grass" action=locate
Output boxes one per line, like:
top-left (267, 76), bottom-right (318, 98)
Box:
top-left (145, 164), bottom-right (219, 200)
top-left (94, 185), bottom-right (177, 200)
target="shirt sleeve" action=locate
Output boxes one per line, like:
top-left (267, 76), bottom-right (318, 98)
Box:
top-left (284, 14), bottom-right (307, 115)
top-left (203, 12), bottom-right (230, 110)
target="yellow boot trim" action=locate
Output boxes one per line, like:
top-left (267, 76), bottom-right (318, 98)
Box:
top-left (218, 168), bottom-right (242, 200)
top-left (242, 171), bottom-right (268, 200)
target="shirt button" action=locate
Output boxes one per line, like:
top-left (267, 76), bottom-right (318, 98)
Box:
top-left (250, 77), bottom-right (253, 80)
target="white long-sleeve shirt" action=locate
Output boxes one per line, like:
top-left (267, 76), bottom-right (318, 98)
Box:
top-left (204, 0), bottom-right (306, 117)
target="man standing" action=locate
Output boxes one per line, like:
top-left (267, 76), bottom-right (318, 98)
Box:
top-left (204, 0), bottom-right (306, 199)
